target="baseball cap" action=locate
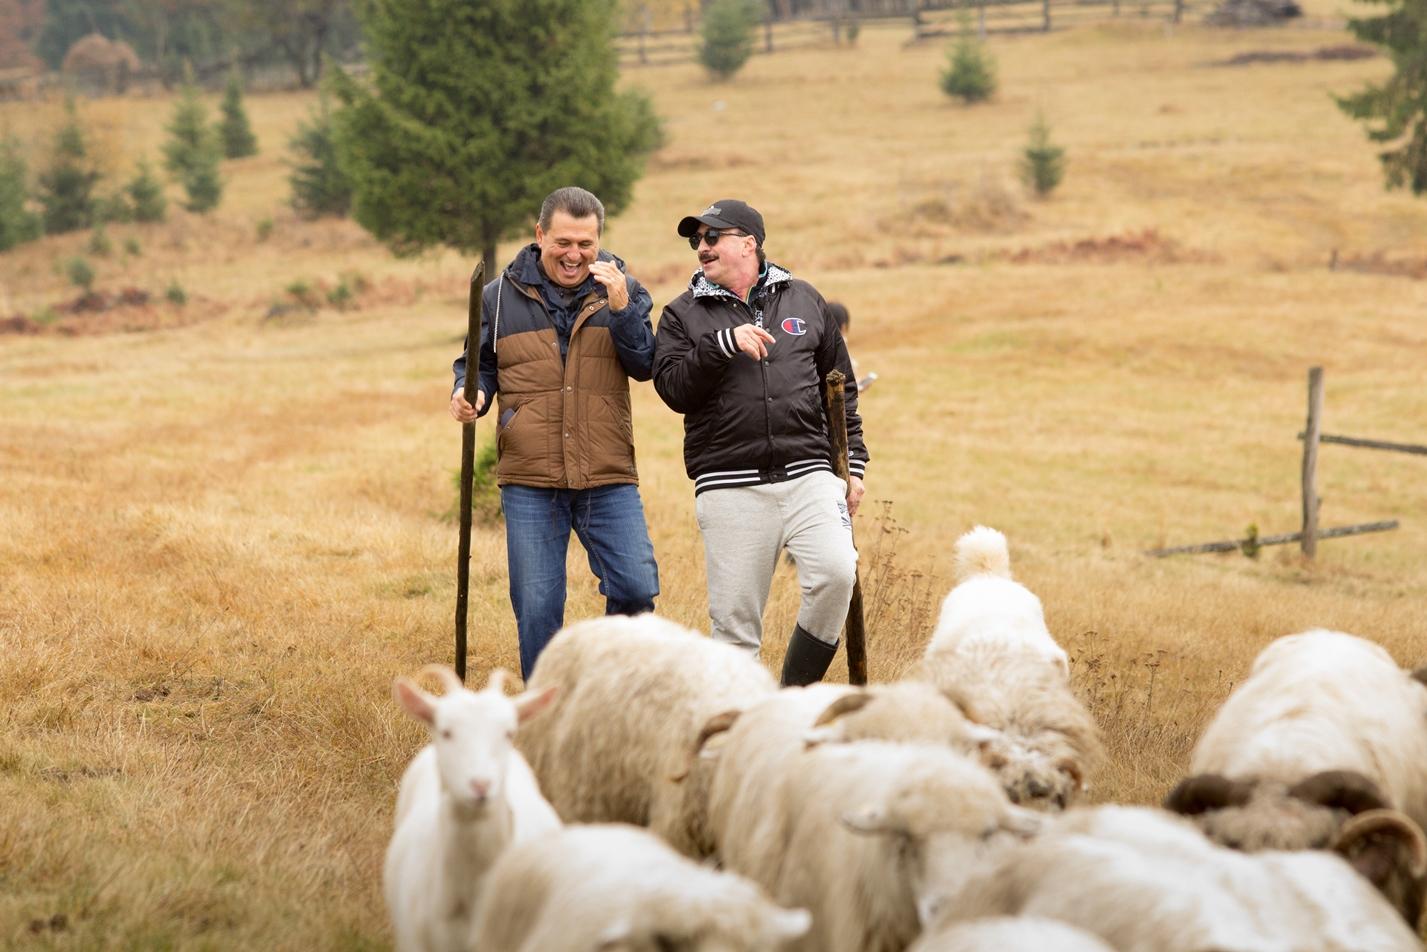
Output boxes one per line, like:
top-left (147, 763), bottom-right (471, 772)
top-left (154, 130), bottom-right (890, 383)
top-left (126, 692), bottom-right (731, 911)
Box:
top-left (677, 199), bottom-right (765, 246)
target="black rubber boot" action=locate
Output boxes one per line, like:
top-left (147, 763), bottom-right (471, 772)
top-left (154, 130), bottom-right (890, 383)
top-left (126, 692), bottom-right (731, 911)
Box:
top-left (780, 625), bottom-right (838, 687)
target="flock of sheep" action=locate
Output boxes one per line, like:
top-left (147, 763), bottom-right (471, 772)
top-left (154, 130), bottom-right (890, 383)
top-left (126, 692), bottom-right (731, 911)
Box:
top-left (383, 526), bottom-right (1427, 951)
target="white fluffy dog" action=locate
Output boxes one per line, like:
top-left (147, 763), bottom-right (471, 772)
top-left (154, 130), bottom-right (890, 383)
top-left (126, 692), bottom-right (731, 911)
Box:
top-left (913, 526), bottom-right (1100, 810)
top-left (928, 525), bottom-right (1068, 676)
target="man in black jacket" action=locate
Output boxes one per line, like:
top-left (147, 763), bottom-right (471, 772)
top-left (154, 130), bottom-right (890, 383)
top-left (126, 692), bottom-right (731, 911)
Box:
top-left (653, 199), bottom-right (868, 686)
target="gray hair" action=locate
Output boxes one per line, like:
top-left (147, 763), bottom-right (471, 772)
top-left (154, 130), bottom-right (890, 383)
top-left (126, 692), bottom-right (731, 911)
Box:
top-left (539, 187), bottom-right (606, 234)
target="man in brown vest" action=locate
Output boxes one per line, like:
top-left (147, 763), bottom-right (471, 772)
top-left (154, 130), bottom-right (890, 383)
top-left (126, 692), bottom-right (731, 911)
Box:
top-left (450, 187), bottom-right (659, 678)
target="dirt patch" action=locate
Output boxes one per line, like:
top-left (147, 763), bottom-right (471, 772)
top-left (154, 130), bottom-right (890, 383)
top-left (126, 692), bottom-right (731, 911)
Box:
top-left (1, 293), bottom-right (228, 337)
top-left (1330, 250), bottom-right (1427, 281)
top-left (1211, 45), bottom-right (1376, 67)
top-left (1000, 229), bottom-right (1219, 265)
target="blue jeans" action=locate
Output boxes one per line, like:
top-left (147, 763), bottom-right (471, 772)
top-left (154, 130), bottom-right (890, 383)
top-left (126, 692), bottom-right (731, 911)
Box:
top-left (501, 483), bottom-right (659, 679)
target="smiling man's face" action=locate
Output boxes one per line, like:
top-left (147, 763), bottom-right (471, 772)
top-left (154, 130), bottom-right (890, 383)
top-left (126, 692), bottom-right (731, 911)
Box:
top-left (535, 210), bottom-right (601, 288)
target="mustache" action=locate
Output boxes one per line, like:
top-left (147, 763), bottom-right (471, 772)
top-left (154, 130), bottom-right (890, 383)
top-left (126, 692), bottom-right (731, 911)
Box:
top-left (698, 253), bottom-right (717, 264)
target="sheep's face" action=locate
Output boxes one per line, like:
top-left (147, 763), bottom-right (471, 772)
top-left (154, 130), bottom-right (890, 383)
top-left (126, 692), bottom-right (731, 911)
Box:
top-left (1193, 789), bottom-right (1344, 852)
top-left (431, 692), bottom-right (520, 814)
top-left (976, 730), bottom-right (1084, 812)
top-left (842, 762), bottom-right (1041, 927)
top-left (393, 668), bottom-right (557, 816)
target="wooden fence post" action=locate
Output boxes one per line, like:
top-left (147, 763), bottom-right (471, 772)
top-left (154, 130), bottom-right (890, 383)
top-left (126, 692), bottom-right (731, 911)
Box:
top-left (1043, 0), bottom-right (1052, 31)
top-left (1301, 366), bottom-right (1323, 559)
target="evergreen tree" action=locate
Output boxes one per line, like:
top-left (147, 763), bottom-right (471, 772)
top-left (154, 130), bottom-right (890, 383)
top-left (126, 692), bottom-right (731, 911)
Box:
top-left (220, 70), bottom-right (259, 159)
top-left (330, 0), bottom-right (663, 276)
top-left (163, 74), bottom-right (224, 213)
top-left (289, 94), bottom-right (352, 218)
top-left (699, 0), bottom-right (760, 80)
top-left (126, 156), bottom-right (168, 223)
top-left (940, 15), bottom-right (997, 104)
top-left (1020, 111), bottom-right (1065, 198)
top-left (1336, 0), bottom-right (1427, 195)
top-left (0, 136), bottom-right (42, 252)
top-left (36, 98), bottom-right (100, 234)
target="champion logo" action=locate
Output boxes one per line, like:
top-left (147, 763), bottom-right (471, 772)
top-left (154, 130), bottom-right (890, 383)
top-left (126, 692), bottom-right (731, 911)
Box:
top-left (781, 317), bottom-right (807, 336)
top-left (704, 205), bottom-right (721, 216)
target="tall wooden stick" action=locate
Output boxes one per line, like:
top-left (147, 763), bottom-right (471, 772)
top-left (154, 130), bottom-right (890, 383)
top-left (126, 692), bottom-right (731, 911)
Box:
top-left (825, 370), bottom-right (867, 686)
top-left (1301, 366), bottom-right (1323, 559)
top-left (455, 261), bottom-right (485, 683)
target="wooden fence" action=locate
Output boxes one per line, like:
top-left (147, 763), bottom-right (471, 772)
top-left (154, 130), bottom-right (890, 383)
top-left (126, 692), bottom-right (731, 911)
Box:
top-left (617, 0), bottom-right (1206, 67)
top-left (1149, 367), bottom-right (1413, 559)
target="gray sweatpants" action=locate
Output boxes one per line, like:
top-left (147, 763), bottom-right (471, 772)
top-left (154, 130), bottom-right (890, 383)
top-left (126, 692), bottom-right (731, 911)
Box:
top-left (694, 471), bottom-right (858, 656)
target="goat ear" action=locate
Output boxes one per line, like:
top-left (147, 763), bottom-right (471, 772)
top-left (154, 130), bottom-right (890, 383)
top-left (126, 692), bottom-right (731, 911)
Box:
top-left (1164, 773), bottom-right (1253, 815)
top-left (393, 677), bottom-right (435, 725)
top-left (513, 685), bottom-right (558, 724)
top-left (1335, 809), bottom-right (1427, 881)
top-left (842, 805), bottom-right (898, 836)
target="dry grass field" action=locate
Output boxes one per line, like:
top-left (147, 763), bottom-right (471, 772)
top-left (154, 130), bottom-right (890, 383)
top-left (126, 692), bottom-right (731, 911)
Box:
top-left (4, 7), bottom-right (1427, 948)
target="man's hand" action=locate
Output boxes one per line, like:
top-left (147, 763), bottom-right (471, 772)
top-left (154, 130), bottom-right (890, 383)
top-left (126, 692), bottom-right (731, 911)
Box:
top-left (589, 261), bottom-right (629, 312)
top-left (846, 475), bottom-right (865, 518)
top-left (733, 324), bottom-right (776, 360)
top-left (450, 389), bottom-right (484, 423)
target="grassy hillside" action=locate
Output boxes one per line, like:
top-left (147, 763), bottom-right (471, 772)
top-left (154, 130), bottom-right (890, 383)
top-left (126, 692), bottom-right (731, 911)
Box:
top-left (3, 13), bottom-right (1427, 948)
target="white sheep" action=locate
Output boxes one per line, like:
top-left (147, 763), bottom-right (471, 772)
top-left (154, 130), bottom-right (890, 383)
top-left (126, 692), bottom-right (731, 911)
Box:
top-left (913, 526), bottom-right (1102, 810)
top-left (702, 696), bottom-right (1038, 952)
top-left (516, 613), bottom-right (776, 858)
top-left (468, 823), bottom-right (811, 952)
top-left (933, 804), bottom-right (1421, 952)
top-left (384, 666), bottom-right (559, 952)
top-left (908, 916), bottom-right (1115, 952)
top-left (1166, 628), bottom-right (1427, 922)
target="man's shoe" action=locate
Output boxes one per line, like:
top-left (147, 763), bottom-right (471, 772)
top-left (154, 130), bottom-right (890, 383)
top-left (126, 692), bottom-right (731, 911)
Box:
top-left (780, 624), bottom-right (838, 687)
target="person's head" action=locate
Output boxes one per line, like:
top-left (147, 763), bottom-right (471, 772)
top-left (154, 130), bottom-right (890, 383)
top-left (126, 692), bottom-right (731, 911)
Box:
top-left (828, 302), bottom-right (850, 338)
top-left (535, 186), bottom-right (605, 288)
top-left (677, 199), bottom-right (765, 291)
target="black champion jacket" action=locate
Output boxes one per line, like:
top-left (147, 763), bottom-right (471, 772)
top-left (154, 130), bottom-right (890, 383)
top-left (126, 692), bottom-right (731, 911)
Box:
top-left (653, 263), bottom-right (869, 495)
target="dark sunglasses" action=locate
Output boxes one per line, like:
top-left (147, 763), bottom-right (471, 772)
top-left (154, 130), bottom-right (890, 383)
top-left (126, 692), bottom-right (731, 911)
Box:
top-left (688, 228), bottom-right (747, 251)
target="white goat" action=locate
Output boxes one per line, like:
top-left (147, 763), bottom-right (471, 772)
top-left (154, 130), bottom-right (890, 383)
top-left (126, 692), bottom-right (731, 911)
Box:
top-left (908, 916), bottom-right (1115, 952)
top-left (913, 526), bottom-right (1102, 810)
top-left (934, 804), bottom-right (1421, 952)
top-left (516, 613), bottom-right (776, 858)
top-left (384, 666), bottom-right (559, 952)
top-left (469, 823), bottom-right (811, 952)
top-left (1167, 628), bottom-right (1427, 922)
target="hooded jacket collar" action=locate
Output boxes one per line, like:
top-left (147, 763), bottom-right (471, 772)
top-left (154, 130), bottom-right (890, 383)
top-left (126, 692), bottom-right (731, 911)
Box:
top-left (689, 261), bottom-right (793, 303)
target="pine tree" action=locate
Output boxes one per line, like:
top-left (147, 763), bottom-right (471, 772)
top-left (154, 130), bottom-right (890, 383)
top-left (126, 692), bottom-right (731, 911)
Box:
top-left (36, 98), bottom-right (100, 234)
top-left (699, 0), bottom-right (760, 80)
top-left (940, 15), bottom-right (997, 104)
top-left (0, 136), bottom-right (42, 252)
top-left (1020, 112), bottom-right (1065, 198)
top-left (329, 0), bottom-right (663, 276)
top-left (164, 73), bottom-right (224, 212)
top-left (1336, 0), bottom-right (1427, 194)
top-left (288, 94), bottom-right (351, 218)
top-left (126, 156), bottom-right (168, 223)
top-left (220, 70), bottom-right (259, 159)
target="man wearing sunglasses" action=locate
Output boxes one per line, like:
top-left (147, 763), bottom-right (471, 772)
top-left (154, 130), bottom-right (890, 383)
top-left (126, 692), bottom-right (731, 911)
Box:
top-left (450, 186), bottom-right (660, 679)
top-left (653, 199), bottom-right (868, 687)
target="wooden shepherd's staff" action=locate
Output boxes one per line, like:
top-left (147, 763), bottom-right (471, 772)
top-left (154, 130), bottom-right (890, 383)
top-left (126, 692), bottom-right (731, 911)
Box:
top-left (824, 369), bottom-right (868, 686)
top-left (454, 261), bottom-right (484, 683)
